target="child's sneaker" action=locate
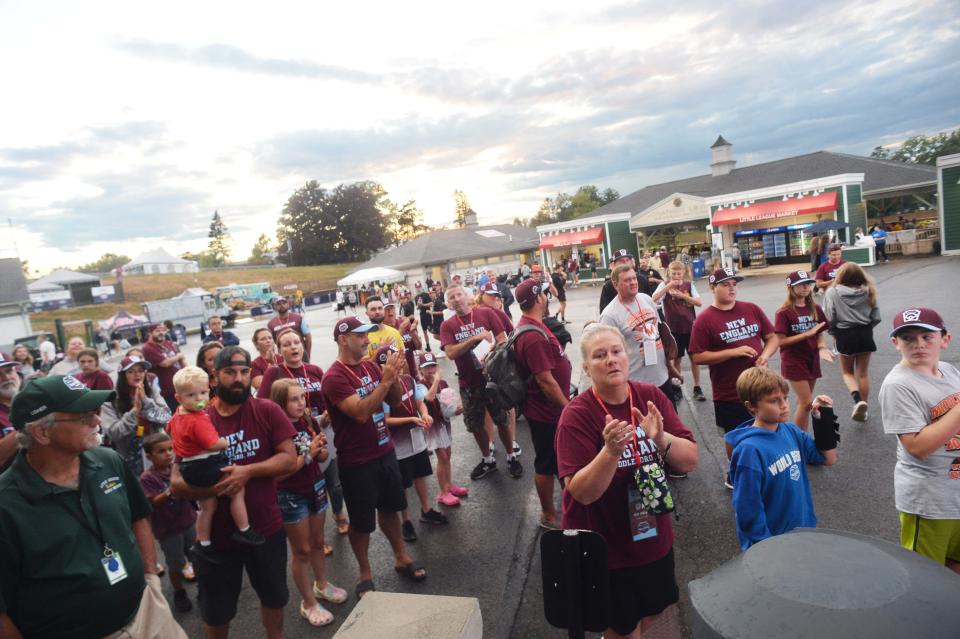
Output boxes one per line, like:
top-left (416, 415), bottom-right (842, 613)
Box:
top-left (173, 588), bottom-right (193, 612)
top-left (448, 484), bottom-right (469, 497)
top-left (189, 542), bottom-right (222, 565)
top-left (420, 508), bottom-right (449, 525)
top-left (693, 386), bottom-right (706, 401)
top-left (851, 401), bottom-right (869, 422)
top-left (232, 528), bottom-right (266, 545)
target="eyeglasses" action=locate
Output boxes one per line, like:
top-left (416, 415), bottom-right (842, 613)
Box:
top-left (54, 412), bottom-right (98, 425)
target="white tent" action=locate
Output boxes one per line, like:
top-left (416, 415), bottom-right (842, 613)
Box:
top-left (337, 267), bottom-right (405, 287)
top-left (126, 248), bottom-right (199, 275)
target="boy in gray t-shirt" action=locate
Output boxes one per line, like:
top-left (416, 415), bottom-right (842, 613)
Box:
top-left (879, 307), bottom-right (960, 573)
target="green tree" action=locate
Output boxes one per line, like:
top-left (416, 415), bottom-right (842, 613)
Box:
top-left (180, 251), bottom-right (219, 268)
top-left (533, 185), bottom-right (619, 225)
top-left (871, 128), bottom-right (960, 164)
top-left (453, 190), bottom-right (471, 227)
top-left (385, 199), bottom-right (430, 244)
top-left (248, 234), bottom-right (274, 265)
top-left (78, 253), bottom-right (131, 274)
top-left (207, 210), bottom-right (231, 266)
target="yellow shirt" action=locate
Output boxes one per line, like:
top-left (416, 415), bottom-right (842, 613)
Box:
top-left (364, 323), bottom-right (406, 360)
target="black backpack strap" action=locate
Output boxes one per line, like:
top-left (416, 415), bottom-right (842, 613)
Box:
top-left (505, 324), bottom-right (548, 349)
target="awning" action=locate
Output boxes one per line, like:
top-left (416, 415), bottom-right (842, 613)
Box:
top-left (539, 227), bottom-right (604, 249)
top-left (712, 192), bottom-right (838, 226)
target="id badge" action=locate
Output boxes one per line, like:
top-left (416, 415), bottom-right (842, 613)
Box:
top-left (643, 338), bottom-right (658, 366)
top-left (627, 485), bottom-right (658, 541)
top-left (101, 552), bottom-right (128, 585)
top-left (373, 411), bottom-right (389, 446)
top-left (313, 478), bottom-right (329, 513)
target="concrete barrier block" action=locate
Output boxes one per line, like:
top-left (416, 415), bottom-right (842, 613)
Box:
top-left (334, 592), bottom-right (483, 639)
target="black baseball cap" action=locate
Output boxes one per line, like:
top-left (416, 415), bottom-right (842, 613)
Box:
top-left (612, 249), bottom-right (634, 262)
top-left (215, 346), bottom-right (252, 369)
top-left (10, 375), bottom-right (116, 429)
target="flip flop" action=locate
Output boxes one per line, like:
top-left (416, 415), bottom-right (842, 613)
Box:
top-left (335, 516), bottom-right (350, 535)
top-left (324, 544), bottom-right (333, 557)
top-left (394, 561), bottom-right (427, 582)
top-left (356, 579), bottom-right (375, 600)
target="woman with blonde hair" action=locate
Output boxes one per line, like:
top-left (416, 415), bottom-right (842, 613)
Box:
top-left (556, 323), bottom-right (698, 638)
top-left (823, 262), bottom-right (880, 422)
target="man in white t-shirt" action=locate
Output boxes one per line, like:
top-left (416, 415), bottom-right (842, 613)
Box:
top-left (37, 335), bottom-right (56, 369)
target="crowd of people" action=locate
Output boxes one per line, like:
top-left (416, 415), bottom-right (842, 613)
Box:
top-left (0, 244), bottom-right (957, 639)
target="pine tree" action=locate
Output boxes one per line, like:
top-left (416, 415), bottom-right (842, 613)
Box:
top-left (207, 210), bottom-right (232, 266)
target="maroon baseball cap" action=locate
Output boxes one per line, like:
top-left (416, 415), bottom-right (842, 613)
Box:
top-left (333, 316), bottom-right (379, 340)
top-left (375, 344), bottom-right (399, 365)
top-left (515, 278), bottom-right (545, 309)
top-left (785, 270), bottom-right (816, 287)
top-left (417, 351), bottom-right (438, 368)
top-left (148, 322), bottom-right (164, 331)
top-left (119, 355), bottom-right (152, 372)
top-left (479, 282), bottom-right (501, 296)
top-left (708, 267), bottom-right (744, 285)
top-left (0, 352), bottom-right (19, 369)
top-left (890, 307), bottom-right (946, 337)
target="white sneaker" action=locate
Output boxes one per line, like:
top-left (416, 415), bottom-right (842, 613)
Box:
top-left (851, 401), bottom-right (868, 422)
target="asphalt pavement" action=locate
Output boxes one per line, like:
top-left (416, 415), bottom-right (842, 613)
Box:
top-left (161, 255), bottom-right (960, 638)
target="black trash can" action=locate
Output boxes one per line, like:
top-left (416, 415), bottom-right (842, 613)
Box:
top-left (689, 528), bottom-right (960, 638)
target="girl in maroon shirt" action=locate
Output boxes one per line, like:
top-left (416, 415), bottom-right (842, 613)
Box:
top-left (774, 271), bottom-right (834, 430)
top-left (257, 329), bottom-right (324, 418)
top-left (270, 379), bottom-right (347, 627)
top-left (76, 348), bottom-right (114, 391)
top-left (251, 327), bottom-right (281, 391)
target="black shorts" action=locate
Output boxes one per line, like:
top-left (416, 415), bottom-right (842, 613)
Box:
top-left (714, 399), bottom-right (752, 434)
top-left (180, 452), bottom-right (229, 487)
top-left (336, 303), bottom-right (345, 311)
top-left (556, 291), bottom-right (567, 302)
top-left (606, 549), bottom-right (679, 635)
top-left (526, 417), bottom-right (558, 476)
top-left (658, 380), bottom-right (682, 410)
top-left (673, 332), bottom-right (691, 358)
top-left (339, 452), bottom-right (408, 534)
top-left (833, 324), bottom-right (876, 356)
top-left (196, 529), bottom-right (288, 626)
top-left (398, 449), bottom-right (433, 488)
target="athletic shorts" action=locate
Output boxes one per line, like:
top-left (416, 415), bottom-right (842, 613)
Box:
top-left (397, 449), bottom-right (433, 488)
top-left (714, 400), bottom-right (752, 434)
top-left (339, 452), bottom-right (407, 534)
top-left (899, 512), bottom-right (960, 565)
top-left (461, 386), bottom-right (508, 434)
top-left (195, 529), bottom-right (289, 626)
top-left (157, 523), bottom-right (196, 575)
top-left (556, 291), bottom-right (567, 302)
top-left (527, 417), bottom-right (558, 476)
top-left (606, 548), bottom-right (679, 636)
top-left (673, 333), bottom-right (691, 358)
top-left (833, 324), bottom-right (876, 356)
top-left (658, 380), bottom-right (682, 410)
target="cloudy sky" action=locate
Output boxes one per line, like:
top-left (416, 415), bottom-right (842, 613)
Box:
top-left (1, 0), bottom-right (957, 274)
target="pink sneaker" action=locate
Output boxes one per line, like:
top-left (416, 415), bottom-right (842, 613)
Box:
top-left (448, 484), bottom-right (469, 498)
top-left (437, 492), bottom-right (461, 507)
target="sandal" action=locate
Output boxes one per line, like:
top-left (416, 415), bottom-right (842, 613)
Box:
top-left (448, 484), bottom-right (469, 498)
top-left (335, 515), bottom-right (350, 535)
top-left (300, 601), bottom-right (333, 627)
top-left (394, 561), bottom-right (427, 582)
top-left (313, 581), bottom-right (348, 604)
top-left (356, 579), bottom-right (376, 600)
top-left (324, 544), bottom-right (333, 557)
top-left (437, 492), bottom-right (461, 507)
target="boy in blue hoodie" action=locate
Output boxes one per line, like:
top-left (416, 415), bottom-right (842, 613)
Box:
top-left (725, 367), bottom-right (839, 550)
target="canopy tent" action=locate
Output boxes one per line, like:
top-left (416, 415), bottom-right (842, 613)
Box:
top-left (337, 267), bottom-right (405, 287)
top-left (99, 308), bottom-right (149, 332)
top-left (176, 287), bottom-right (213, 298)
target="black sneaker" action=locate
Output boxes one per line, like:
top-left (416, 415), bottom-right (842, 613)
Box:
top-left (402, 520), bottom-right (418, 542)
top-left (189, 542), bottom-right (222, 565)
top-left (232, 528), bottom-right (266, 546)
top-left (470, 459), bottom-right (497, 480)
top-left (173, 588), bottom-right (193, 613)
top-left (507, 456), bottom-right (523, 479)
top-left (693, 386), bottom-right (706, 402)
top-left (724, 473), bottom-right (734, 490)
top-left (419, 508), bottom-right (449, 525)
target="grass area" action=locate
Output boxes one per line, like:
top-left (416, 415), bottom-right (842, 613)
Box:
top-left (30, 263), bottom-right (360, 336)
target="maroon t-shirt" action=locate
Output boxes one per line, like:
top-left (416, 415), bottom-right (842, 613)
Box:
top-left (257, 363), bottom-right (324, 417)
top-left (514, 316), bottom-right (572, 423)
top-left (399, 327), bottom-right (419, 380)
top-left (139, 467), bottom-right (197, 540)
top-left (320, 360), bottom-right (394, 468)
top-left (556, 382), bottom-right (695, 568)
top-left (77, 370), bottom-right (115, 391)
top-left (440, 307), bottom-right (505, 389)
top-left (688, 302), bottom-right (774, 402)
top-left (660, 281), bottom-right (697, 335)
top-left (487, 306), bottom-right (514, 333)
top-left (387, 374), bottom-right (420, 455)
top-left (775, 304), bottom-right (828, 381)
top-left (424, 379), bottom-right (450, 429)
top-left (206, 397), bottom-right (296, 546)
top-left (815, 259), bottom-right (846, 284)
top-left (142, 339), bottom-right (181, 400)
top-left (277, 415), bottom-right (322, 498)
top-left (267, 312), bottom-right (306, 340)
top-left (252, 354), bottom-right (279, 381)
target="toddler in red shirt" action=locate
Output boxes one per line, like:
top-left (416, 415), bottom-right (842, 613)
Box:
top-left (169, 366), bottom-right (264, 561)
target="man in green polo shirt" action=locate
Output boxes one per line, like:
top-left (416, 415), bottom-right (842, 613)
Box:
top-left (0, 375), bottom-right (186, 639)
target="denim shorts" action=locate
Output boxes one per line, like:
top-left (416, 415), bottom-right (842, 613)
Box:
top-left (277, 489), bottom-right (322, 525)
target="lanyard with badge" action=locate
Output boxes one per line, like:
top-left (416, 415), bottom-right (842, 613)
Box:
top-left (282, 363), bottom-right (320, 418)
top-left (61, 477), bottom-right (129, 586)
top-left (335, 360), bottom-right (389, 446)
top-left (620, 298), bottom-right (659, 366)
top-left (591, 387), bottom-right (675, 542)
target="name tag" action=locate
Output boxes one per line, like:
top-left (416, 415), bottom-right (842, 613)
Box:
top-left (102, 552), bottom-right (128, 585)
top-left (373, 411), bottom-right (389, 446)
top-left (314, 478), bottom-right (328, 513)
top-left (627, 486), bottom-right (658, 541)
top-left (643, 338), bottom-right (658, 366)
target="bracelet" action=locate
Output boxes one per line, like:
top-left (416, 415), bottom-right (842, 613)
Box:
top-left (662, 436), bottom-right (672, 459)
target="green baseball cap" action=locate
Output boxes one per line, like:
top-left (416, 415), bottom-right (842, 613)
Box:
top-left (10, 375), bottom-right (116, 429)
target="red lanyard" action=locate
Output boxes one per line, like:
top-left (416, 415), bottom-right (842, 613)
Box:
top-left (281, 362), bottom-right (312, 405)
top-left (620, 297), bottom-right (656, 338)
top-left (455, 311), bottom-right (473, 328)
top-left (334, 359), bottom-right (373, 390)
top-left (397, 376), bottom-right (417, 416)
top-left (591, 386), bottom-right (644, 470)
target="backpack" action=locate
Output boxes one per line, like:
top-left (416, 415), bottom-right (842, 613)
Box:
top-left (483, 324), bottom-right (548, 413)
